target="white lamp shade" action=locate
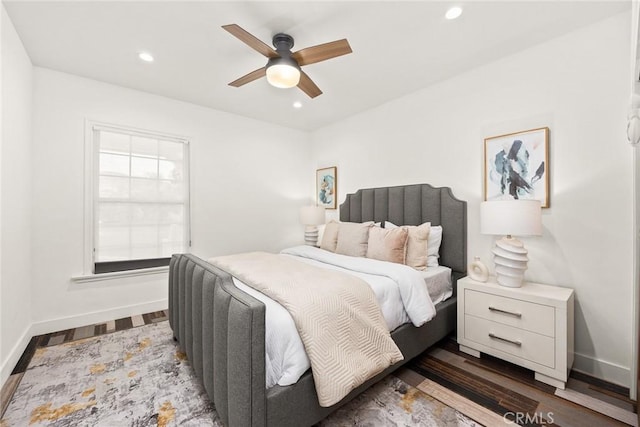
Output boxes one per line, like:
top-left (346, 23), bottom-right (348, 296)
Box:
top-left (299, 205), bottom-right (325, 225)
top-left (480, 200), bottom-right (542, 236)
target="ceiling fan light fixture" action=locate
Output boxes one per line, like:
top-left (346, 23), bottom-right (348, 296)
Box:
top-left (266, 57), bottom-right (301, 89)
top-left (223, 24), bottom-right (351, 98)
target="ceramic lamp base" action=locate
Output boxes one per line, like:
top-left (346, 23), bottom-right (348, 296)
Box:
top-left (492, 236), bottom-right (528, 288)
top-left (304, 226), bottom-right (319, 246)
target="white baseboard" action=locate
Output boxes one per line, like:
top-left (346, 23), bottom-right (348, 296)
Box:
top-left (573, 351), bottom-right (631, 389)
top-left (1, 300), bottom-right (168, 389)
top-left (30, 299), bottom-right (168, 336)
top-left (1, 324), bottom-right (33, 388)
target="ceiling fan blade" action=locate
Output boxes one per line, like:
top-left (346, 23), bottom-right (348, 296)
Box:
top-left (292, 39), bottom-right (352, 66)
top-left (222, 24), bottom-right (279, 58)
top-left (297, 71), bottom-right (322, 98)
top-left (229, 67), bottom-right (267, 87)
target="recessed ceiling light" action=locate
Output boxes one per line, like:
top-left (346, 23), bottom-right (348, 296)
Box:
top-left (293, 101), bottom-right (303, 109)
top-left (138, 52), bottom-right (154, 62)
top-left (445, 6), bottom-right (463, 20)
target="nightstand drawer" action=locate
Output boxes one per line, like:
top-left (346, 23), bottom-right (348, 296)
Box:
top-left (464, 315), bottom-right (555, 368)
top-left (465, 289), bottom-right (555, 337)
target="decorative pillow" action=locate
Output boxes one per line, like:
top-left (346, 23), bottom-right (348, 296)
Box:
top-left (366, 226), bottom-right (409, 264)
top-left (320, 220), bottom-right (339, 252)
top-left (427, 225), bottom-right (443, 267)
top-left (408, 222), bottom-right (432, 270)
top-left (335, 221), bottom-right (374, 257)
top-left (384, 221), bottom-right (432, 270)
top-left (316, 223), bottom-right (326, 247)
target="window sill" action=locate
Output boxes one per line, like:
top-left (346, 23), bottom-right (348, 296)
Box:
top-left (71, 266), bottom-right (169, 283)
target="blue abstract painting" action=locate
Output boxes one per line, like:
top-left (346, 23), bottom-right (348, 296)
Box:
top-left (484, 127), bottom-right (549, 207)
top-left (316, 167), bottom-right (337, 209)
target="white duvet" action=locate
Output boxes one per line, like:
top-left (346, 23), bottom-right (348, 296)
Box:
top-left (228, 245), bottom-right (437, 389)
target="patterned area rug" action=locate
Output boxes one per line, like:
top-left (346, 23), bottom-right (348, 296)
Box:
top-left (2, 322), bottom-right (478, 426)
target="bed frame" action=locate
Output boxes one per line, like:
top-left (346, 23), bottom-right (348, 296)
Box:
top-left (169, 183), bottom-right (467, 426)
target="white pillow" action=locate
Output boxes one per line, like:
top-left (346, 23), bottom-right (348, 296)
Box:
top-left (385, 221), bottom-right (443, 267)
top-left (320, 221), bottom-right (339, 252)
top-left (316, 223), bottom-right (326, 246)
top-left (427, 225), bottom-right (443, 267)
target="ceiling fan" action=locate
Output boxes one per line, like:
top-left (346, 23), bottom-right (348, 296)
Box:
top-left (222, 24), bottom-right (352, 98)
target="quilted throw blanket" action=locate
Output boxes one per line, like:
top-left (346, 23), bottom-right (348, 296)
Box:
top-left (209, 251), bottom-right (404, 407)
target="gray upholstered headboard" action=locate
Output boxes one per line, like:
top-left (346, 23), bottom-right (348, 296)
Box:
top-left (339, 183), bottom-right (467, 275)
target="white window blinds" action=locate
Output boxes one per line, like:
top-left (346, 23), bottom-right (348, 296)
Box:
top-left (92, 125), bottom-right (189, 273)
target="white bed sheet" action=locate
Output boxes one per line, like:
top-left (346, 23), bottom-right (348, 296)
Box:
top-left (230, 247), bottom-right (448, 389)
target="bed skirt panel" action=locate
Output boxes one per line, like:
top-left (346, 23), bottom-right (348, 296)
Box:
top-left (190, 265), bottom-right (205, 380)
top-left (171, 253), bottom-right (267, 427)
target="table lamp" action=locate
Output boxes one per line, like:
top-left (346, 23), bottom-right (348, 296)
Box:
top-left (299, 205), bottom-right (326, 246)
top-left (480, 200), bottom-right (542, 287)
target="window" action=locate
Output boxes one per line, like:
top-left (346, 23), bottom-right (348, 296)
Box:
top-left (87, 122), bottom-right (190, 274)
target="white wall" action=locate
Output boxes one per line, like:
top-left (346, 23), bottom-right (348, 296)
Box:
top-left (0, 5), bottom-right (33, 385)
top-left (311, 12), bottom-right (633, 386)
top-left (30, 68), bottom-right (311, 334)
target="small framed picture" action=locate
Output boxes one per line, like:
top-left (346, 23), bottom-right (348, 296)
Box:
top-left (484, 127), bottom-right (549, 208)
top-left (316, 167), bottom-right (337, 209)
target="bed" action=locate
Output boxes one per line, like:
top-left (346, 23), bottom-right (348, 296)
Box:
top-left (169, 183), bottom-right (467, 426)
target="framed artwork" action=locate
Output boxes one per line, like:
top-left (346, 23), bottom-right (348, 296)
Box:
top-left (316, 166), bottom-right (337, 209)
top-left (484, 127), bottom-right (549, 208)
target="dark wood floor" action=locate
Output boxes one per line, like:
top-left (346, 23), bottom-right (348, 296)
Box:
top-left (404, 338), bottom-right (635, 426)
top-left (2, 311), bottom-right (636, 426)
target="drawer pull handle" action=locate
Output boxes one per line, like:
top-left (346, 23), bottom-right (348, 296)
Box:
top-left (488, 306), bottom-right (522, 318)
top-left (488, 333), bottom-right (522, 347)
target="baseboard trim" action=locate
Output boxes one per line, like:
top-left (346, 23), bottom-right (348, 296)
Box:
top-left (2, 300), bottom-right (168, 388)
top-left (1, 324), bottom-right (32, 388)
top-left (573, 351), bottom-right (631, 389)
top-left (30, 299), bottom-right (168, 336)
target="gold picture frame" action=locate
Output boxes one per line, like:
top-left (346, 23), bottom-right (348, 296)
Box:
top-left (316, 167), bottom-right (337, 209)
top-left (484, 127), bottom-right (549, 208)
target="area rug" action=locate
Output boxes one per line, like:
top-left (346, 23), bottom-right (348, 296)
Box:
top-left (1, 322), bottom-right (479, 426)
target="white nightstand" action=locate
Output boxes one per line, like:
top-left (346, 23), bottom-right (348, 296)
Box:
top-left (457, 276), bottom-right (574, 389)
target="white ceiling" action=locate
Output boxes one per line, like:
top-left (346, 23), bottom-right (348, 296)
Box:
top-left (3, 1), bottom-right (630, 131)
